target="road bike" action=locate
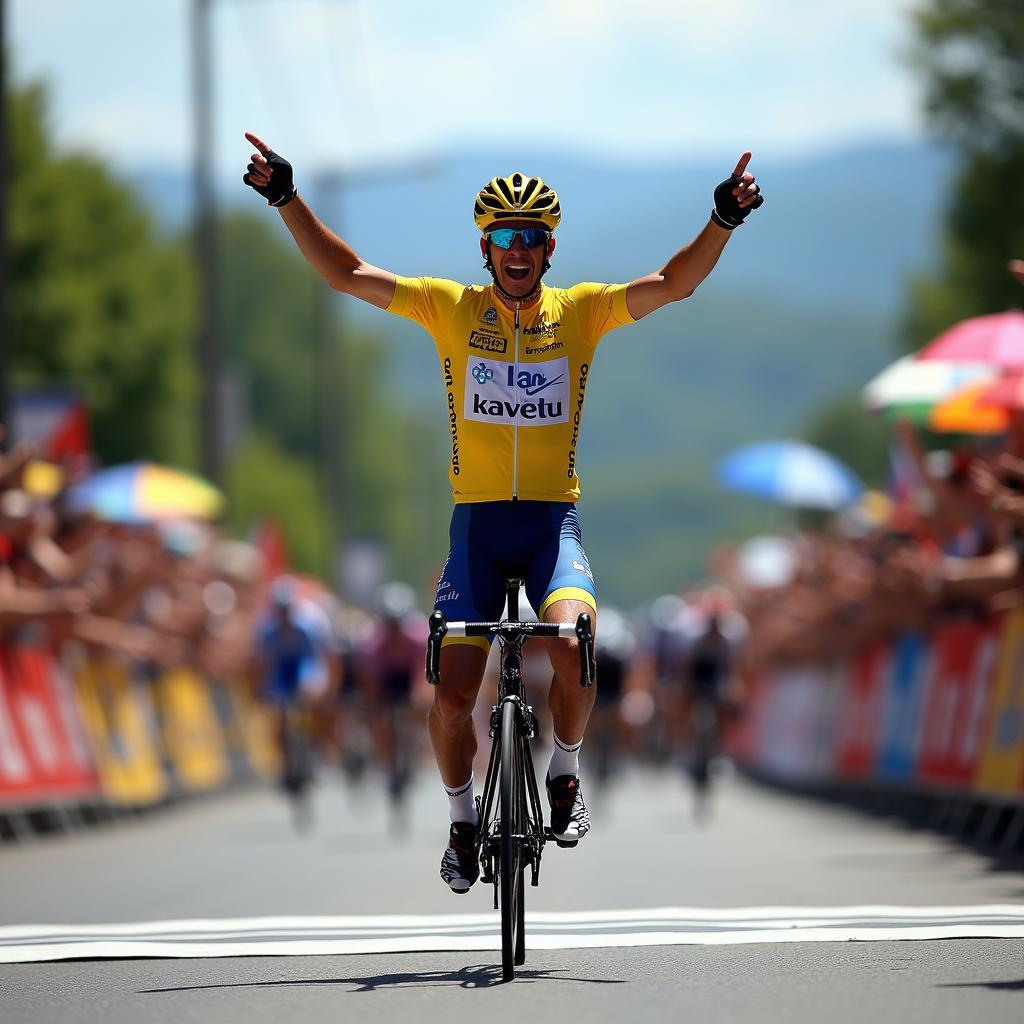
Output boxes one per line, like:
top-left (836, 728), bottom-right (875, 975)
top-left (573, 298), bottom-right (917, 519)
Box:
top-left (281, 703), bottom-right (316, 831)
top-left (426, 577), bottom-right (594, 982)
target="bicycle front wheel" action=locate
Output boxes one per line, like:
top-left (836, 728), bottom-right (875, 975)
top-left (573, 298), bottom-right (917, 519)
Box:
top-left (499, 699), bottom-right (525, 981)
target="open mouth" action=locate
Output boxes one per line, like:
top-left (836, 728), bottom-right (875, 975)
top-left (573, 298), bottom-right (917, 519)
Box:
top-left (505, 264), bottom-right (531, 282)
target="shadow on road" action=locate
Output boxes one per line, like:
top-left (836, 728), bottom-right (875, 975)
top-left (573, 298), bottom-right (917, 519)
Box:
top-left (940, 979), bottom-right (1024, 992)
top-left (140, 963), bottom-right (628, 992)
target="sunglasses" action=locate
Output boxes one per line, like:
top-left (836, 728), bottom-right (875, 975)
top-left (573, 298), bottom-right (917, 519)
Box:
top-left (485, 227), bottom-right (551, 250)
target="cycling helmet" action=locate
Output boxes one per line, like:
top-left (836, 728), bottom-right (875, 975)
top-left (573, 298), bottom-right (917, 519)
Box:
top-left (474, 172), bottom-right (561, 233)
top-left (270, 575), bottom-right (299, 608)
top-left (374, 581), bottom-right (418, 622)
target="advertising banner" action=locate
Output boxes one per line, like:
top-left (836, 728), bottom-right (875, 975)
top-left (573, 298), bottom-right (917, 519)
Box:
top-left (917, 618), bottom-right (999, 791)
top-left (976, 609), bottom-right (1024, 798)
top-left (74, 659), bottom-right (168, 807)
top-left (156, 667), bottom-right (230, 793)
top-left (0, 647), bottom-right (99, 805)
top-left (877, 633), bottom-right (929, 781)
top-left (834, 643), bottom-right (889, 779)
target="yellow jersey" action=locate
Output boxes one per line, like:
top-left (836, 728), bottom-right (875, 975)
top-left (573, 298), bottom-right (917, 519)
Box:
top-left (386, 277), bottom-right (634, 503)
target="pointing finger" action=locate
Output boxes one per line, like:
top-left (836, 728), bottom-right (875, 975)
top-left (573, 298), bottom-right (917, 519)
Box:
top-left (731, 151), bottom-right (752, 179)
top-left (244, 131), bottom-right (272, 155)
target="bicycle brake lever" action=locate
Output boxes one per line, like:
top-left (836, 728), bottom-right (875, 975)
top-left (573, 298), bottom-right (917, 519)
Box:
top-left (575, 612), bottom-right (594, 688)
top-left (426, 610), bottom-right (447, 685)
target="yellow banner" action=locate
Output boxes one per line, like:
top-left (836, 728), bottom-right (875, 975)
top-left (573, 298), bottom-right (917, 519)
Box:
top-left (73, 659), bottom-right (168, 807)
top-left (227, 679), bottom-right (280, 780)
top-left (156, 667), bottom-right (230, 792)
top-left (976, 609), bottom-right (1024, 796)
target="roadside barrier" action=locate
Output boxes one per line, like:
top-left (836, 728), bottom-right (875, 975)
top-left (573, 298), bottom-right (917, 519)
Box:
top-left (736, 608), bottom-right (1024, 846)
top-left (0, 644), bottom-right (276, 841)
top-left (0, 647), bottom-right (100, 811)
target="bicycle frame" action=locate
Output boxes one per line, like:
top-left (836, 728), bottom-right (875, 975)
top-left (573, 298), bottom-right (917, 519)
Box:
top-left (426, 576), bottom-right (594, 980)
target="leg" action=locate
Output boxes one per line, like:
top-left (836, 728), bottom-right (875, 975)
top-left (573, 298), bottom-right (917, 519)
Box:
top-left (433, 641), bottom-right (489, 894)
top-left (541, 600), bottom-right (596, 845)
top-left (427, 641), bottom-right (489, 788)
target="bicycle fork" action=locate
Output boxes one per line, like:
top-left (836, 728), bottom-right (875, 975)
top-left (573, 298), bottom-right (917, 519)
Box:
top-left (478, 696), bottom-right (546, 906)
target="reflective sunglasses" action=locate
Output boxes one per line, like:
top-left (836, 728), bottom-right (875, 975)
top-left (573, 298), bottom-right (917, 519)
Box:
top-left (485, 226), bottom-right (551, 250)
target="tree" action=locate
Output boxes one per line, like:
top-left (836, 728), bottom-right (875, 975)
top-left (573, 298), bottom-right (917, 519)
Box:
top-left (8, 80), bottom-right (197, 465)
top-left (217, 211), bottom-right (448, 584)
top-left (902, 0), bottom-right (1024, 353)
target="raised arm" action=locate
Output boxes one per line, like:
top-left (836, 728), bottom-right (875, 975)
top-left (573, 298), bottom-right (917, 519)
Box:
top-left (624, 152), bottom-right (762, 322)
top-left (243, 132), bottom-right (397, 310)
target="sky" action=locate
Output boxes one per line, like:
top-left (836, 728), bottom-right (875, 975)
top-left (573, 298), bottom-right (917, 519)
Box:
top-left (8, 0), bottom-right (927, 177)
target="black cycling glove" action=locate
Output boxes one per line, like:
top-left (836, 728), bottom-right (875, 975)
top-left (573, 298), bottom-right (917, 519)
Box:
top-left (243, 148), bottom-right (297, 208)
top-left (711, 174), bottom-right (764, 230)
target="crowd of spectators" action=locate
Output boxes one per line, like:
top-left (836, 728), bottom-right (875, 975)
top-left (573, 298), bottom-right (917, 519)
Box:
top-left (719, 420), bottom-right (1024, 667)
top-left (0, 431), bottom-right (265, 682)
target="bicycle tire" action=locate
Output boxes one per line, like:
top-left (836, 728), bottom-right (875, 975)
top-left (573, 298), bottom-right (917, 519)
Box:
top-left (513, 727), bottom-right (527, 966)
top-left (499, 698), bottom-right (521, 982)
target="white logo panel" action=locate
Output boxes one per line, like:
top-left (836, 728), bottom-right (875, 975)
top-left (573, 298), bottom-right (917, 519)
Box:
top-left (464, 356), bottom-right (569, 426)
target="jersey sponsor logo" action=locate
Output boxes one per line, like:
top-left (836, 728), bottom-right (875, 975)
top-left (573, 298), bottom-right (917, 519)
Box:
top-left (523, 319), bottom-right (561, 338)
top-left (443, 358), bottom-right (460, 476)
top-left (572, 559), bottom-right (594, 581)
top-left (468, 331), bottom-right (508, 354)
top-left (465, 355), bottom-right (569, 426)
top-left (567, 363), bottom-right (589, 477)
top-left (482, 306), bottom-right (498, 325)
top-left (526, 340), bottom-right (565, 355)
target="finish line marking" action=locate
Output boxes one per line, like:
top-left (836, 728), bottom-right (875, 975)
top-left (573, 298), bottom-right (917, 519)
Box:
top-left (2, 906), bottom-right (1024, 963)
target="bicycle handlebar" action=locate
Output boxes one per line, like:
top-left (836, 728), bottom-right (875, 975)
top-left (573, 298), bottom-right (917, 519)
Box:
top-left (426, 610), bottom-right (595, 688)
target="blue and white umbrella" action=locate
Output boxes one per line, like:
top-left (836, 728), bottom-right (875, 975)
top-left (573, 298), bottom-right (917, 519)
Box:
top-left (716, 440), bottom-right (864, 511)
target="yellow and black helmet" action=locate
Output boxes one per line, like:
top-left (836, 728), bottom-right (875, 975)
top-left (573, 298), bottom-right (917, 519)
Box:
top-left (473, 172), bottom-right (561, 233)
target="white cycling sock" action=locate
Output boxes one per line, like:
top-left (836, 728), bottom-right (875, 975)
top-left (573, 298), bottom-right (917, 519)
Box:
top-left (444, 775), bottom-right (478, 825)
top-left (549, 733), bottom-right (582, 779)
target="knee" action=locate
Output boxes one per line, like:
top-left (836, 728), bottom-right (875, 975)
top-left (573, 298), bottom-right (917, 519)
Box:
top-left (431, 681), bottom-right (476, 730)
top-left (549, 637), bottom-right (582, 683)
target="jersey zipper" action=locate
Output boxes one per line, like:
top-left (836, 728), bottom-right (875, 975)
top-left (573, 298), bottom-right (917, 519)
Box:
top-left (512, 305), bottom-right (520, 500)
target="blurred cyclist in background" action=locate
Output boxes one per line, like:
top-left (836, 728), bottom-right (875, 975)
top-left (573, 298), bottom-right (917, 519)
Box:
top-left (675, 586), bottom-right (748, 804)
top-left (587, 606), bottom-right (637, 787)
top-left (358, 582), bottom-right (428, 808)
top-left (256, 576), bottom-right (333, 792)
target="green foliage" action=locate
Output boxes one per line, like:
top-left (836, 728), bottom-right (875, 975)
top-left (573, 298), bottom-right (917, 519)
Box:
top-left (801, 393), bottom-right (891, 489)
top-left (217, 211), bottom-right (449, 585)
top-left (903, 1), bottom-right (1024, 353)
top-left (8, 81), bottom-right (197, 464)
top-left (223, 432), bottom-right (325, 573)
top-left (910, 0), bottom-right (1024, 154)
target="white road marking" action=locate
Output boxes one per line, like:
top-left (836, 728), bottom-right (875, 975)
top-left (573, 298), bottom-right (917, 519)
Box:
top-left (2, 906), bottom-right (1023, 963)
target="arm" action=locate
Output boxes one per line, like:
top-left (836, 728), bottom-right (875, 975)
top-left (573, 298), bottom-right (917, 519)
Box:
top-left (243, 132), bottom-right (397, 310)
top-left (625, 152), bottom-right (762, 321)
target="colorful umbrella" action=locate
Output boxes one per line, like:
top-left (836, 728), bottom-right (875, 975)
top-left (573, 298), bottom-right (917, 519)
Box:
top-left (862, 355), bottom-right (997, 422)
top-left (974, 370), bottom-right (1024, 411)
top-left (67, 462), bottom-right (225, 523)
top-left (716, 441), bottom-right (864, 510)
top-left (928, 381), bottom-right (1010, 434)
top-left (916, 310), bottom-right (1024, 369)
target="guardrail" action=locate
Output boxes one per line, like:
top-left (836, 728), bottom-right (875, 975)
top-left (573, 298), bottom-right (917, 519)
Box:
top-left (732, 608), bottom-right (1024, 851)
top-left (0, 644), bottom-right (279, 842)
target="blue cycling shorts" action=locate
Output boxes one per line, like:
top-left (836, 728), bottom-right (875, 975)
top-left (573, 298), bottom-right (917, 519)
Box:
top-left (434, 501), bottom-right (597, 650)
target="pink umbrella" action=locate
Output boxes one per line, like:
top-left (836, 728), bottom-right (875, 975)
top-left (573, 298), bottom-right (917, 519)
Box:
top-left (916, 310), bottom-right (1024, 369)
top-left (975, 370), bottom-right (1024, 410)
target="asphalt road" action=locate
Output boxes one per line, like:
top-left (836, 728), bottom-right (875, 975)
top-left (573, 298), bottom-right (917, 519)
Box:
top-left (1, 764), bottom-right (1023, 1023)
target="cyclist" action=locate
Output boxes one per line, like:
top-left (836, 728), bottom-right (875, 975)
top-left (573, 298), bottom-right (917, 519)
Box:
top-left (243, 134), bottom-right (762, 892)
top-left (256, 575), bottom-right (331, 789)
top-left (358, 582), bottom-right (428, 801)
top-left (676, 586), bottom-right (749, 770)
